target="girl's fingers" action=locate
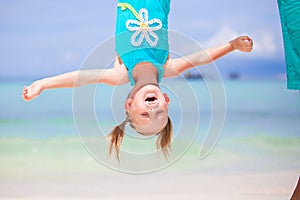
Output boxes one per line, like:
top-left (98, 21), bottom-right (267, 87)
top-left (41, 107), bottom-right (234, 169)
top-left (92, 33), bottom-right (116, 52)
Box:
top-left (241, 35), bottom-right (251, 41)
top-left (22, 91), bottom-right (27, 98)
top-left (242, 38), bottom-right (253, 52)
top-left (22, 86), bottom-right (30, 100)
top-left (23, 86), bottom-right (28, 94)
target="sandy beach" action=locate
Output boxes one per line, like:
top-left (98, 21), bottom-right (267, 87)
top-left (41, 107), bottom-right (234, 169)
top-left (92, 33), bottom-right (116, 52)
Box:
top-left (1, 164), bottom-right (298, 200)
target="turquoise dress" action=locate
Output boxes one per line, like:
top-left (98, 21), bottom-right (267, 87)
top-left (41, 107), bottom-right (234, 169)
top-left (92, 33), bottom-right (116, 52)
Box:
top-left (115, 0), bottom-right (171, 86)
top-left (277, 0), bottom-right (300, 90)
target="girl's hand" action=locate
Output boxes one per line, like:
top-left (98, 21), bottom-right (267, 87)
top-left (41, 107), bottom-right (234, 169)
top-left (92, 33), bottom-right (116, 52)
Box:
top-left (230, 36), bottom-right (253, 52)
top-left (22, 80), bottom-right (43, 101)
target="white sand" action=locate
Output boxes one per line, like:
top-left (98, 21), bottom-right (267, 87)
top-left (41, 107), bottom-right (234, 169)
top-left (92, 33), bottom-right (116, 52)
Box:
top-left (0, 170), bottom-right (298, 200)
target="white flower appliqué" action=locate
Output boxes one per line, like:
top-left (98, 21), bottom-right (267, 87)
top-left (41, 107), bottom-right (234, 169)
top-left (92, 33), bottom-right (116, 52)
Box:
top-left (126, 8), bottom-right (162, 47)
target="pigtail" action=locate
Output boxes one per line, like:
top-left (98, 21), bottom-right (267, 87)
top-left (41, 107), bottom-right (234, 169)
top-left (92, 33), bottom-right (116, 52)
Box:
top-left (156, 117), bottom-right (173, 158)
top-left (108, 119), bottom-right (128, 162)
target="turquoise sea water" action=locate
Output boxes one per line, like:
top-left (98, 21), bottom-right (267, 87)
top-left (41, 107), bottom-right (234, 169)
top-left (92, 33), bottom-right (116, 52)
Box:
top-left (1, 79), bottom-right (299, 139)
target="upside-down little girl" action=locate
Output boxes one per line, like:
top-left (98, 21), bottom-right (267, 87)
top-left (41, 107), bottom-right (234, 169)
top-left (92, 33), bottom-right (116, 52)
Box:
top-left (22, 0), bottom-right (253, 160)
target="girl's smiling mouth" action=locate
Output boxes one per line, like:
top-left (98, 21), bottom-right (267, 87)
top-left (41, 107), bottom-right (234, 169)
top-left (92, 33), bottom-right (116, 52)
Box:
top-left (144, 94), bottom-right (158, 105)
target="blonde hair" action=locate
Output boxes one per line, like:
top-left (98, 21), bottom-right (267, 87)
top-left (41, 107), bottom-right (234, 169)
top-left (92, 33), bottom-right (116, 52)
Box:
top-left (108, 117), bottom-right (173, 162)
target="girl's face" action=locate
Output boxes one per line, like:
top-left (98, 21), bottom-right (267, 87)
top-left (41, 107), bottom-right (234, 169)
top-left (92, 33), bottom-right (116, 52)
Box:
top-left (125, 84), bottom-right (170, 136)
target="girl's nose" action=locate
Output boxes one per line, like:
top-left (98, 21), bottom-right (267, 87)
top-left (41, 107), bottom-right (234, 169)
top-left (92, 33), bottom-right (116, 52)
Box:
top-left (149, 107), bottom-right (157, 111)
top-left (147, 103), bottom-right (159, 111)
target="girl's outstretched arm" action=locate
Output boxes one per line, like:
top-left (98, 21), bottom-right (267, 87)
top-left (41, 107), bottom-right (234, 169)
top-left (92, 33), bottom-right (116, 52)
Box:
top-left (164, 36), bottom-right (253, 78)
top-left (22, 58), bottom-right (129, 101)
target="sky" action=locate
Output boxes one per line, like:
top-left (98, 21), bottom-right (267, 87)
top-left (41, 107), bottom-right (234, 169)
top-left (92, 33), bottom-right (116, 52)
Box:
top-left (0, 0), bottom-right (286, 80)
